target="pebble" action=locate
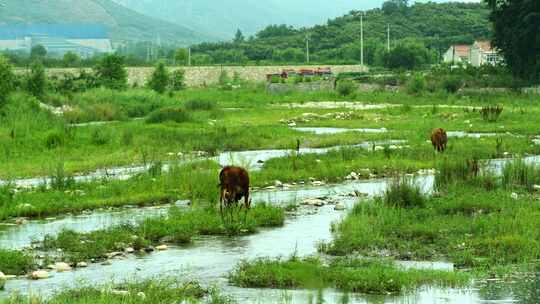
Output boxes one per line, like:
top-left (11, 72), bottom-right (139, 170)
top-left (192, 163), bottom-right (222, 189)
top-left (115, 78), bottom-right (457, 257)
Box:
top-left (125, 247), bottom-right (135, 253)
top-left (54, 262), bottom-right (72, 272)
top-left (302, 198), bottom-right (326, 207)
top-left (334, 203), bottom-right (346, 211)
top-left (76, 262), bottom-right (88, 268)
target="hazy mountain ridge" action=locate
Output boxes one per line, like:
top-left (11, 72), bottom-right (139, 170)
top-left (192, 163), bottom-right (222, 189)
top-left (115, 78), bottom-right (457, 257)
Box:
top-left (111, 0), bottom-right (376, 39)
top-left (0, 0), bottom-right (215, 44)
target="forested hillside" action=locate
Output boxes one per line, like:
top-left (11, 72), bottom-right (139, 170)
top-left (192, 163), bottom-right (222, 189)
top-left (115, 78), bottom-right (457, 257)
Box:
top-left (0, 0), bottom-right (214, 44)
top-left (189, 2), bottom-right (491, 65)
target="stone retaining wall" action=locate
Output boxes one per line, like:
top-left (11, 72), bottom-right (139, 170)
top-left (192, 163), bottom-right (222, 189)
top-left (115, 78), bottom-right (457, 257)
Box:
top-left (23, 65), bottom-right (367, 88)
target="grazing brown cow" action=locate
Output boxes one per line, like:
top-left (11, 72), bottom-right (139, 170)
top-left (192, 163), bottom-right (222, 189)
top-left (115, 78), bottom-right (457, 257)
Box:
top-left (431, 128), bottom-right (448, 152)
top-left (219, 166), bottom-right (250, 214)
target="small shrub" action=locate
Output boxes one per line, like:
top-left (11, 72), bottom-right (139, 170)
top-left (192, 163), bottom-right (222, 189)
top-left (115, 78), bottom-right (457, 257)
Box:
top-left (502, 160), bottom-right (540, 191)
top-left (218, 70), bottom-right (230, 86)
top-left (170, 69), bottom-right (186, 91)
top-left (44, 130), bottom-right (65, 149)
top-left (121, 129), bottom-right (134, 146)
top-left (0, 249), bottom-right (35, 275)
top-left (184, 99), bottom-right (216, 111)
top-left (442, 76), bottom-right (463, 93)
top-left (480, 105), bottom-right (503, 122)
top-left (336, 80), bottom-right (356, 96)
top-left (146, 107), bottom-right (192, 124)
top-left (382, 177), bottom-right (426, 208)
top-left (90, 128), bottom-right (111, 146)
top-left (26, 60), bottom-right (47, 99)
top-left (49, 161), bottom-right (75, 190)
top-left (148, 61), bottom-right (170, 94)
top-left (93, 53), bottom-right (127, 90)
top-left (406, 74), bottom-right (426, 94)
top-left (435, 158), bottom-right (480, 190)
top-left (0, 56), bottom-right (15, 108)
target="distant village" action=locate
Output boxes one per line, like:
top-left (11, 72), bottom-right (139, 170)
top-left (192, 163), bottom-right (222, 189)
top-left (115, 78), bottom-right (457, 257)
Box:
top-left (443, 40), bottom-right (502, 67)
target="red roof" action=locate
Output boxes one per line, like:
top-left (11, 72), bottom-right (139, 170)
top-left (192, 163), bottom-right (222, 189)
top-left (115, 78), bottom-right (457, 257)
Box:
top-left (475, 40), bottom-right (493, 52)
top-left (453, 45), bottom-right (470, 58)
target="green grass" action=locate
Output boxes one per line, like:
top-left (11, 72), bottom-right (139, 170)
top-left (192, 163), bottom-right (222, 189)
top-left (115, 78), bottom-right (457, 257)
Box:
top-left (229, 257), bottom-right (470, 294)
top-left (326, 186), bottom-right (540, 269)
top-left (0, 249), bottom-right (35, 275)
top-left (41, 204), bottom-right (284, 263)
top-left (2, 279), bottom-right (233, 304)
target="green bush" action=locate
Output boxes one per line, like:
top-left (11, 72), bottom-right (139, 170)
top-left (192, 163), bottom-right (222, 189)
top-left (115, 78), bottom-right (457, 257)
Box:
top-left (170, 69), bottom-right (186, 91)
top-left (26, 60), bottom-right (47, 99)
top-left (336, 80), bottom-right (356, 96)
top-left (148, 61), bottom-right (170, 94)
top-left (382, 177), bottom-right (426, 208)
top-left (406, 73), bottom-right (426, 94)
top-left (90, 128), bottom-right (112, 146)
top-left (44, 130), bottom-right (65, 149)
top-left (442, 76), bottom-right (463, 93)
top-left (93, 53), bottom-right (128, 90)
top-left (0, 249), bottom-right (35, 275)
top-left (146, 107), bottom-right (192, 124)
top-left (0, 56), bottom-right (15, 108)
top-left (184, 99), bottom-right (216, 111)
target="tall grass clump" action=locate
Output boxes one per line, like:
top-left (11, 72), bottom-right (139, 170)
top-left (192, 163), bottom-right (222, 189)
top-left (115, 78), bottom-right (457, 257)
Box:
top-left (406, 73), bottom-right (426, 95)
top-left (146, 107), bottom-right (192, 124)
top-left (480, 105), bottom-right (503, 122)
top-left (502, 160), bottom-right (540, 191)
top-left (0, 249), bottom-right (35, 275)
top-left (184, 99), bottom-right (216, 111)
top-left (382, 177), bottom-right (426, 208)
top-left (0, 55), bottom-right (15, 108)
top-left (435, 158), bottom-right (481, 191)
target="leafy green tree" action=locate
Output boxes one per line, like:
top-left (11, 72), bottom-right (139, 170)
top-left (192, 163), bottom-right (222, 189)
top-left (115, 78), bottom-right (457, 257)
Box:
top-left (170, 69), bottom-right (186, 91)
top-left (63, 52), bottom-right (80, 67)
top-left (30, 45), bottom-right (47, 59)
top-left (486, 0), bottom-right (540, 81)
top-left (175, 48), bottom-right (189, 65)
top-left (27, 61), bottom-right (47, 99)
top-left (94, 53), bottom-right (128, 90)
top-left (382, 0), bottom-right (409, 14)
top-left (148, 61), bottom-right (170, 94)
top-left (384, 41), bottom-right (432, 70)
top-left (234, 29), bottom-right (245, 44)
top-left (0, 56), bottom-right (15, 108)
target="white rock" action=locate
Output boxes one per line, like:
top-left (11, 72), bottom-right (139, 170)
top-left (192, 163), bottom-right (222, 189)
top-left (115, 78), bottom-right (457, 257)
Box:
top-left (31, 270), bottom-right (50, 280)
top-left (302, 198), bottom-right (326, 207)
top-left (76, 262), bottom-right (88, 268)
top-left (374, 146), bottom-right (384, 151)
top-left (350, 172), bottom-right (358, 180)
top-left (511, 192), bottom-right (519, 200)
top-left (54, 262), bottom-right (72, 272)
top-left (156, 245), bottom-right (168, 251)
top-left (274, 180), bottom-right (283, 187)
top-left (288, 122), bottom-right (297, 127)
top-left (14, 218), bottom-right (27, 225)
top-left (110, 290), bottom-right (129, 296)
top-left (125, 247), bottom-right (135, 253)
top-left (311, 181), bottom-right (325, 186)
top-left (334, 203), bottom-right (346, 211)
top-left (389, 145), bottom-right (399, 150)
top-left (264, 186), bottom-right (277, 190)
top-left (137, 292), bottom-right (146, 299)
top-left (533, 185), bottom-right (540, 192)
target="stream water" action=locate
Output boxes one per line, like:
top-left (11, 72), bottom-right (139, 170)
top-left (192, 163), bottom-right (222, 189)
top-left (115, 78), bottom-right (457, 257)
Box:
top-left (0, 136), bottom-right (536, 303)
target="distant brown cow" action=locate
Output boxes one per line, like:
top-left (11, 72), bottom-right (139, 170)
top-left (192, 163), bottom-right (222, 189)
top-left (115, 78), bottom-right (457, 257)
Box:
top-left (219, 166), bottom-right (250, 214)
top-left (431, 128), bottom-right (448, 152)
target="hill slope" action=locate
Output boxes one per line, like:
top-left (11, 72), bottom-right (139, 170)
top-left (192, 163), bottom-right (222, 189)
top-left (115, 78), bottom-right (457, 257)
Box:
top-left (0, 0), bottom-right (215, 44)
top-left (111, 0), bottom-right (372, 39)
top-left (190, 2), bottom-right (491, 64)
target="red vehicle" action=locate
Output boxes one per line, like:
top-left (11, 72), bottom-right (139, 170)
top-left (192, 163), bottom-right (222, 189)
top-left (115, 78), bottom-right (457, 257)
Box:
top-left (298, 69), bottom-right (315, 76)
top-left (316, 67), bottom-right (332, 76)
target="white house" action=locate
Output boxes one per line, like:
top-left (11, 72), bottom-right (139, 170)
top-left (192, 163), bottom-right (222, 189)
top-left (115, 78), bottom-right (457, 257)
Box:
top-left (470, 40), bottom-right (502, 67)
top-left (443, 44), bottom-right (471, 64)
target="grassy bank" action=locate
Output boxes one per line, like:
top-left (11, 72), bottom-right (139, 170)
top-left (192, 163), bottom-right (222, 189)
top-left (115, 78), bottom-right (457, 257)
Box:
top-left (41, 204), bottom-right (284, 263)
top-left (2, 279), bottom-right (233, 304)
top-left (229, 257), bottom-right (470, 294)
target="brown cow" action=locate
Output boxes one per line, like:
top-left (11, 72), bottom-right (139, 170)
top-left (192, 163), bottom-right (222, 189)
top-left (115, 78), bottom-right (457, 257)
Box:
top-left (219, 166), bottom-right (250, 214)
top-left (431, 128), bottom-right (448, 152)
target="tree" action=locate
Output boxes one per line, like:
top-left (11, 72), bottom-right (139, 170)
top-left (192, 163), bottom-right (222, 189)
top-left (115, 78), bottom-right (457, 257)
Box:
top-left (27, 61), bottom-right (47, 99)
top-left (94, 53), bottom-right (128, 90)
top-left (170, 69), bottom-right (185, 91)
top-left (384, 41), bottom-right (433, 70)
top-left (234, 29), bottom-right (245, 44)
top-left (0, 56), bottom-right (15, 108)
top-left (30, 45), bottom-right (47, 59)
top-left (382, 0), bottom-right (409, 14)
top-left (63, 52), bottom-right (80, 67)
top-left (174, 48), bottom-right (188, 65)
top-left (148, 61), bottom-right (169, 94)
top-left (486, 0), bottom-right (540, 81)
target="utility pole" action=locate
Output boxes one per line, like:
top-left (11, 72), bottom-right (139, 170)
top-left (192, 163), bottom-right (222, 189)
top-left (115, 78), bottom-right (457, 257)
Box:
top-left (188, 47), bottom-right (191, 66)
top-left (305, 34), bottom-right (310, 63)
top-left (387, 24), bottom-right (391, 52)
top-left (360, 12), bottom-right (364, 67)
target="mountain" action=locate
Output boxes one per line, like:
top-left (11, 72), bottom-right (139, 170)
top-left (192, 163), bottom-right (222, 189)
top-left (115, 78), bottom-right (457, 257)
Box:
top-left (189, 2), bottom-right (491, 65)
top-left (111, 0), bottom-right (482, 40)
top-left (0, 0), bottom-right (215, 45)
top-left (110, 0), bottom-right (374, 39)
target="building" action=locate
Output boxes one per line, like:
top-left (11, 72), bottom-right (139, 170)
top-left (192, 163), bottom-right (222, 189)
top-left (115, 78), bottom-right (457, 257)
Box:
top-left (0, 24), bottom-right (113, 58)
top-left (470, 40), bottom-right (502, 67)
top-left (443, 45), bottom-right (471, 64)
top-left (443, 40), bottom-right (502, 67)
